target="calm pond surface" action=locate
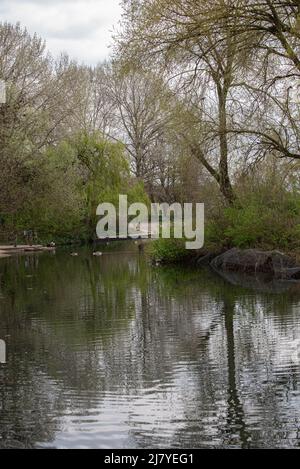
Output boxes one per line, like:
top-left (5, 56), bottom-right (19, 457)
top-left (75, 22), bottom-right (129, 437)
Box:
top-left (1, 243), bottom-right (300, 449)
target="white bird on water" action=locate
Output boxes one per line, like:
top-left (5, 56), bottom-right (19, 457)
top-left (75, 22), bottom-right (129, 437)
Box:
top-left (93, 252), bottom-right (103, 257)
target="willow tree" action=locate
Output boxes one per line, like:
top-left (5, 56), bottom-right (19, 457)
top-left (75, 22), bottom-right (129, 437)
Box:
top-left (220, 0), bottom-right (300, 74)
top-left (186, 0), bottom-right (300, 163)
top-left (222, 0), bottom-right (300, 162)
top-left (117, 0), bottom-right (257, 204)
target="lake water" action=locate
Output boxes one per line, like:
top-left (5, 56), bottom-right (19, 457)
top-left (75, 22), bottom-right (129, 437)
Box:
top-left (0, 243), bottom-right (300, 449)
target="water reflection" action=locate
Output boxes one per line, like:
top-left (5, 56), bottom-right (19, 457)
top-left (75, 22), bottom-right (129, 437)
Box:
top-left (0, 244), bottom-right (300, 449)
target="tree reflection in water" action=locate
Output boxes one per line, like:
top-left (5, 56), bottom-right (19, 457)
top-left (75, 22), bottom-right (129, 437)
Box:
top-left (0, 244), bottom-right (300, 449)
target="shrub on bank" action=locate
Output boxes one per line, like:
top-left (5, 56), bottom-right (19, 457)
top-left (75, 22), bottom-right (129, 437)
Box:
top-left (206, 188), bottom-right (300, 252)
top-left (150, 238), bottom-right (193, 264)
top-left (150, 185), bottom-right (300, 263)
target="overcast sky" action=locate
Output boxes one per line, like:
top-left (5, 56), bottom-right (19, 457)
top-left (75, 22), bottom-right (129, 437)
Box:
top-left (0, 0), bottom-right (122, 65)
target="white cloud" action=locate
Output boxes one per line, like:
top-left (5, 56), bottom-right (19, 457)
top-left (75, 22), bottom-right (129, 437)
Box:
top-left (0, 0), bottom-right (122, 64)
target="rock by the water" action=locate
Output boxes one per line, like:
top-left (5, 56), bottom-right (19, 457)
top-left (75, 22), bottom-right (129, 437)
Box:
top-left (215, 270), bottom-right (298, 294)
top-left (197, 252), bottom-right (216, 266)
top-left (196, 249), bottom-right (225, 266)
top-left (211, 248), bottom-right (299, 280)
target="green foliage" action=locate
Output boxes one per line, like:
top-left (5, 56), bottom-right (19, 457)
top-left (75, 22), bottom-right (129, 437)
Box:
top-left (149, 168), bottom-right (300, 265)
top-left (10, 140), bottom-right (85, 243)
top-left (206, 185), bottom-right (300, 251)
top-left (127, 181), bottom-right (150, 208)
top-left (74, 132), bottom-right (130, 231)
top-left (0, 132), bottom-right (150, 244)
top-left (150, 238), bottom-right (192, 264)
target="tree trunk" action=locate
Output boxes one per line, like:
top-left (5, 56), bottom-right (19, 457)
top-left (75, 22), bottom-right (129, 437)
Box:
top-left (218, 86), bottom-right (236, 205)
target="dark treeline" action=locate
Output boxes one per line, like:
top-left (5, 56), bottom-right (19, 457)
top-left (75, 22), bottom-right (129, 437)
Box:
top-left (0, 1), bottom-right (300, 251)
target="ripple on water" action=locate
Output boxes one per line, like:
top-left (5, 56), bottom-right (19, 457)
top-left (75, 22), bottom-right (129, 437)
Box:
top-left (1, 249), bottom-right (300, 448)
